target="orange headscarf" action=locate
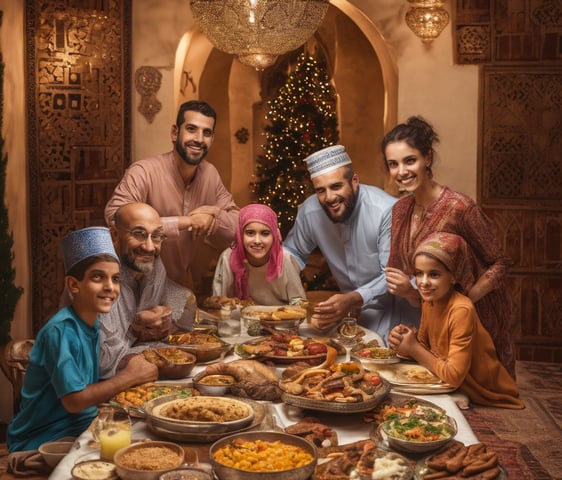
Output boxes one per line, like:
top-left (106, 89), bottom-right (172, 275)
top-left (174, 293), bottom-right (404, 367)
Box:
top-left (413, 232), bottom-right (475, 294)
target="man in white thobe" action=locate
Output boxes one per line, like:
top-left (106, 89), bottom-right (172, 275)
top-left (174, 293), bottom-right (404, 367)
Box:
top-left (283, 145), bottom-right (418, 342)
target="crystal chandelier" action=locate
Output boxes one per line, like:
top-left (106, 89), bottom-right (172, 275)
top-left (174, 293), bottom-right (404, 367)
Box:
top-left (405, 0), bottom-right (450, 43)
top-left (189, 0), bottom-right (329, 70)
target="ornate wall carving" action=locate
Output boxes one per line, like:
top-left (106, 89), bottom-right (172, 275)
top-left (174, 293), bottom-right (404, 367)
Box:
top-left (26, 0), bottom-right (131, 332)
top-left (454, 0), bottom-right (562, 64)
top-left (456, 1), bottom-right (562, 361)
top-left (479, 68), bottom-right (562, 361)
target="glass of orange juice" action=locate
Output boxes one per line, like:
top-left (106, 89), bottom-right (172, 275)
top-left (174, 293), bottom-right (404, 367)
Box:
top-left (93, 405), bottom-right (131, 461)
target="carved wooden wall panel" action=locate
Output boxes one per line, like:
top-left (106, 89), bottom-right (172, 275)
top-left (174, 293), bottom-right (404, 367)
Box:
top-left (480, 66), bottom-right (562, 362)
top-left (454, 0), bottom-right (562, 64)
top-left (455, 0), bottom-right (562, 362)
top-left (26, 0), bottom-right (131, 332)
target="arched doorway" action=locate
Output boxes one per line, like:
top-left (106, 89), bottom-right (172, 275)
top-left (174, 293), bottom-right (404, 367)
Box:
top-left (175, 1), bottom-right (398, 295)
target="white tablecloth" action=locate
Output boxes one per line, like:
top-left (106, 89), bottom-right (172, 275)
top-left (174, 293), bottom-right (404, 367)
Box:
top-left (50, 332), bottom-right (478, 479)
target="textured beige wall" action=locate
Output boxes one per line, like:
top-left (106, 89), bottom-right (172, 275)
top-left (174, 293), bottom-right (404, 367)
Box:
top-left (0, 0), bottom-right (479, 423)
top-left (132, 0), bottom-right (479, 198)
top-left (0, 0), bottom-right (29, 421)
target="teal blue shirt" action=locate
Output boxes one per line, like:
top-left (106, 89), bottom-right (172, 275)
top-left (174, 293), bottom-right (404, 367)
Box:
top-left (7, 306), bottom-right (100, 452)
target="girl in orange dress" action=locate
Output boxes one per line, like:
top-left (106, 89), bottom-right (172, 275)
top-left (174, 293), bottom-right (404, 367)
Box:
top-left (388, 232), bottom-right (523, 409)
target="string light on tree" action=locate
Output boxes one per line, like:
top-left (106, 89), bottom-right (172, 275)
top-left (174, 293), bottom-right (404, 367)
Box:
top-left (252, 53), bottom-right (339, 237)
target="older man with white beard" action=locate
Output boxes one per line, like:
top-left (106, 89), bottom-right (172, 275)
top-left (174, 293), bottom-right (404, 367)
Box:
top-left (98, 202), bottom-right (196, 378)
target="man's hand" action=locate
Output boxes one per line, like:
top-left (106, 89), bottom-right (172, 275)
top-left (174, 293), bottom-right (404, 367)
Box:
top-left (180, 206), bottom-right (219, 238)
top-left (131, 305), bottom-right (172, 341)
top-left (310, 292), bottom-right (362, 330)
top-left (120, 354), bottom-right (159, 385)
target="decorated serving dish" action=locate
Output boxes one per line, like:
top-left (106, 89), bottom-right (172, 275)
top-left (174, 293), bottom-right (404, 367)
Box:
top-left (234, 333), bottom-right (329, 364)
top-left (166, 331), bottom-right (232, 364)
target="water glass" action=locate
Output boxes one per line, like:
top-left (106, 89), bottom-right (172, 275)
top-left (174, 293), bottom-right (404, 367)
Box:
top-left (334, 317), bottom-right (362, 362)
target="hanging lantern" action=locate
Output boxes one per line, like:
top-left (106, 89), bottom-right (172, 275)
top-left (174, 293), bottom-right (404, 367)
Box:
top-left (405, 0), bottom-right (450, 43)
top-left (189, 0), bottom-right (329, 70)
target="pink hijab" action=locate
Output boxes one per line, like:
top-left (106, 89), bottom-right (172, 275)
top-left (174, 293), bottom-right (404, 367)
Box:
top-left (230, 204), bottom-right (284, 299)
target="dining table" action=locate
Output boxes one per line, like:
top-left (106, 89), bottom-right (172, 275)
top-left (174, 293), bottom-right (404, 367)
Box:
top-left (41, 318), bottom-right (479, 480)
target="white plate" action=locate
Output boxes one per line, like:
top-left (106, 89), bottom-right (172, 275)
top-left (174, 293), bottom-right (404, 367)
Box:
top-left (299, 324), bottom-right (385, 348)
top-left (351, 346), bottom-right (401, 365)
top-left (374, 363), bottom-right (456, 393)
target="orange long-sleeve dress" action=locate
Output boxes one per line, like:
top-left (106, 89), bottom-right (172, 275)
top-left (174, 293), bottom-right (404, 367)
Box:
top-left (418, 291), bottom-right (524, 409)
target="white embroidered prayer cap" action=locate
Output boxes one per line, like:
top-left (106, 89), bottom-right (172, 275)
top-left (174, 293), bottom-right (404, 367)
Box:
top-left (61, 227), bottom-right (119, 274)
top-left (305, 145), bottom-right (352, 179)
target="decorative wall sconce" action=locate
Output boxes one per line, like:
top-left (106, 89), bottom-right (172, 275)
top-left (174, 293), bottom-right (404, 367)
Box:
top-left (235, 127), bottom-right (250, 144)
top-left (135, 66), bottom-right (162, 123)
top-left (405, 0), bottom-right (450, 43)
top-left (189, 0), bottom-right (329, 70)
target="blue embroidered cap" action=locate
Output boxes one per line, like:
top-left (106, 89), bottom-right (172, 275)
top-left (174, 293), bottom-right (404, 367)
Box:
top-left (61, 226), bottom-right (119, 274)
top-left (305, 145), bottom-right (352, 179)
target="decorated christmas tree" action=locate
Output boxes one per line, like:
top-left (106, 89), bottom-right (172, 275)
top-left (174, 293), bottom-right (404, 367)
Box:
top-left (252, 53), bottom-right (339, 237)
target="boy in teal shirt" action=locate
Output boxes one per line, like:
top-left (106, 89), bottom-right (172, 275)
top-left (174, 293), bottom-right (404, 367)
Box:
top-left (8, 227), bottom-right (158, 452)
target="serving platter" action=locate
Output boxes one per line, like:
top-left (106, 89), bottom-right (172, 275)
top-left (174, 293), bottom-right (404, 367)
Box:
top-left (281, 377), bottom-right (391, 414)
top-left (314, 449), bottom-right (414, 480)
top-left (145, 398), bottom-right (266, 443)
top-left (110, 382), bottom-right (198, 412)
top-left (234, 336), bottom-right (328, 364)
top-left (351, 346), bottom-right (401, 365)
top-left (140, 394), bottom-right (255, 434)
top-left (375, 363), bottom-right (456, 394)
top-left (241, 305), bottom-right (308, 335)
top-left (415, 447), bottom-right (507, 479)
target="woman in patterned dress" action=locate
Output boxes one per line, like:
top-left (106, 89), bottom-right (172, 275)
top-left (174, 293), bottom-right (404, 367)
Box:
top-left (382, 116), bottom-right (517, 378)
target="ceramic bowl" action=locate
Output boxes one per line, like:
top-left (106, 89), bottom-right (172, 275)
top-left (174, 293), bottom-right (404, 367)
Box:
top-left (176, 342), bottom-right (232, 364)
top-left (71, 460), bottom-right (118, 480)
top-left (143, 347), bottom-right (197, 379)
top-left (379, 415), bottom-right (458, 454)
top-left (159, 466), bottom-right (213, 480)
top-left (209, 431), bottom-right (317, 480)
top-left (38, 440), bottom-right (75, 468)
top-left (113, 441), bottom-right (185, 480)
top-left (192, 371), bottom-right (238, 396)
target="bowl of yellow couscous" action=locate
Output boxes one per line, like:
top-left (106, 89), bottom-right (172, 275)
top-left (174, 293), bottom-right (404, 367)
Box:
top-left (209, 431), bottom-right (317, 480)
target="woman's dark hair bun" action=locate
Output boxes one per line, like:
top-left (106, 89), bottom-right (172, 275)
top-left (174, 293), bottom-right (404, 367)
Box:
top-left (406, 115), bottom-right (440, 146)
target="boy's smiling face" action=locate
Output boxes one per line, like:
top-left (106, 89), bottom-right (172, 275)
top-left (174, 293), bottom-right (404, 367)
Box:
top-left (67, 260), bottom-right (120, 325)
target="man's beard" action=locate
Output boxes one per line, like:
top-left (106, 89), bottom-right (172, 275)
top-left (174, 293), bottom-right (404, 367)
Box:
top-left (322, 190), bottom-right (358, 224)
top-left (122, 250), bottom-right (155, 274)
top-left (175, 138), bottom-right (208, 166)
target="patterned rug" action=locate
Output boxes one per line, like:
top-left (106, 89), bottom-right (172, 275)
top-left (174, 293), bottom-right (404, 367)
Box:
top-left (461, 360), bottom-right (562, 479)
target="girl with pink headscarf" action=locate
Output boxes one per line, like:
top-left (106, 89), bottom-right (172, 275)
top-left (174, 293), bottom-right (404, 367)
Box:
top-left (388, 232), bottom-right (523, 409)
top-left (212, 204), bottom-right (306, 305)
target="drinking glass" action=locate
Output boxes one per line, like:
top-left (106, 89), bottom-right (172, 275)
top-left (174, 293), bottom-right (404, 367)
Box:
top-left (333, 317), bottom-right (362, 362)
top-left (93, 405), bottom-right (131, 461)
